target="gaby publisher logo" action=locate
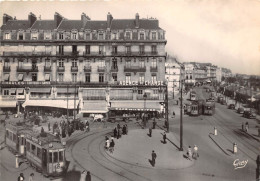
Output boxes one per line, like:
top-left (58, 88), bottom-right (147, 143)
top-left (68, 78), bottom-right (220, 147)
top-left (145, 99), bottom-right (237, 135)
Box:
top-left (233, 159), bottom-right (248, 169)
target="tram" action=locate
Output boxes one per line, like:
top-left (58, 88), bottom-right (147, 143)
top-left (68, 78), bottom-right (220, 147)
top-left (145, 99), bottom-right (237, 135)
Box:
top-left (203, 102), bottom-right (215, 115)
top-left (190, 91), bottom-right (197, 101)
top-left (190, 100), bottom-right (205, 116)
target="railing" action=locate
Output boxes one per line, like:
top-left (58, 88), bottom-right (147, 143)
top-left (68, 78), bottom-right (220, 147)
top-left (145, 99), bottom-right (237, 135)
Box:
top-left (97, 66), bottom-right (106, 72)
top-left (136, 95), bottom-right (159, 100)
top-left (110, 66), bottom-right (118, 72)
top-left (124, 66), bottom-right (146, 72)
top-left (3, 66), bottom-right (11, 72)
top-left (84, 66), bottom-right (92, 72)
top-left (3, 52), bottom-right (52, 56)
top-left (57, 66), bottom-right (65, 72)
top-left (17, 66), bottom-right (38, 72)
top-left (71, 66), bottom-right (78, 72)
top-left (150, 66), bottom-right (158, 72)
top-left (44, 66), bottom-right (52, 72)
top-left (83, 51), bottom-right (105, 56)
top-left (110, 96), bottom-right (133, 100)
top-left (83, 96), bottom-right (106, 100)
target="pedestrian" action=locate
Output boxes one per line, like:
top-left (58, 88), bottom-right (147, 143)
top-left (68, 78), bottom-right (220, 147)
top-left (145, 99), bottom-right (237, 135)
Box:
top-left (86, 171), bottom-right (91, 181)
top-left (151, 150), bottom-right (157, 167)
top-left (28, 173), bottom-right (34, 181)
top-left (192, 145), bottom-right (199, 160)
top-left (242, 122), bottom-right (244, 131)
top-left (125, 124), bottom-right (128, 135)
top-left (110, 139), bottom-right (115, 153)
top-left (80, 170), bottom-right (86, 181)
top-left (117, 123), bottom-right (121, 130)
top-left (113, 127), bottom-right (118, 138)
top-left (187, 146), bottom-right (192, 160)
top-left (173, 111), bottom-right (175, 118)
top-left (17, 173), bottom-right (25, 181)
top-left (48, 121), bottom-right (50, 131)
top-left (86, 121), bottom-right (90, 132)
top-left (122, 125), bottom-right (126, 135)
top-left (245, 122), bottom-right (249, 132)
top-left (105, 139), bottom-right (110, 150)
top-left (117, 128), bottom-right (121, 139)
top-left (152, 119), bottom-right (156, 129)
top-left (163, 132), bottom-right (167, 144)
top-left (149, 126), bottom-right (152, 137)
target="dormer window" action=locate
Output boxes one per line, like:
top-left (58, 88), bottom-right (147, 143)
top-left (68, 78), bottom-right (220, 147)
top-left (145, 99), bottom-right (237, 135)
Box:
top-left (112, 32), bottom-right (117, 40)
top-left (98, 33), bottom-right (104, 40)
top-left (140, 32), bottom-right (145, 40)
top-left (72, 32), bottom-right (77, 40)
top-left (18, 33), bottom-right (24, 40)
top-left (31, 31), bottom-right (38, 40)
top-left (59, 33), bottom-right (64, 40)
top-left (152, 32), bottom-right (156, 40)
top-left (4, 33), bottom-right (10, 40)
top-left (125, 32), bottom-right (131, 40)
top-left (44, 32), bottom-right (51, 40)
top-left (86, 32), bottom-right (91, 40)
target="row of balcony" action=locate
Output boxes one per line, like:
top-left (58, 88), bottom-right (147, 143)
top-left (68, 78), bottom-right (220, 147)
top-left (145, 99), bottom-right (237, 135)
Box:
top-left (3, 66), bottom-right (158, 73)
top-left (2, 51), bottom-right (161, 57)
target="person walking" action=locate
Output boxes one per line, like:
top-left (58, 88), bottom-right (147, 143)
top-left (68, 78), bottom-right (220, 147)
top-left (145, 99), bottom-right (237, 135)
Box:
top-left (151, 150), bottom-right (157, 167)
top-left (113, 127), bottom-right (118, 138)
top-left (48, 122), bottom-right (50, 131)
top-left (122, 125), bottom-right (126, 135)
top-left (245, 122), bottom-right (249, 132)
top-left (80, 170), bottom-right (86, 181)
top-left (110, 139), bottom-right (115, 153)
top-left (17, 173), bottom-right (25, 181)
top-left (187, 146), bottom-right (192, 160)
top-left (192, 145), bottom-right (199, 160)
top-left (163, 132), bottom-right (167, 144)
top-left (86, 171), bottom-right (91, 181)
top-left (152, 119), bottom-right (156, 129)
top-left (149, 126), bottom-right (152, 137)
top-left (28, 173), bottom-right (34, 181)
top-left (105, 139), bottom-right (110, 150)
top-left (125, 124), bottom-right (128, 135)
top-left (85, 121), bottom-right (90, 132)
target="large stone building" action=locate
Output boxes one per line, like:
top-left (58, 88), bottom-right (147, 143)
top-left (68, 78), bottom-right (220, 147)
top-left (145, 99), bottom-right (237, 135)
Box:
top-left (0, 12), bottom-right (167, 117)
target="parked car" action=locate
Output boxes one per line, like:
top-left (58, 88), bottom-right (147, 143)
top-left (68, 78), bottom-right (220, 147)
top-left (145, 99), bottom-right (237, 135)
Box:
top-left (228, 104), bottom-right (235, 109)
top-left (237, 107), bottom-right (244, 114)
top-left (243, 111), bottom-right (256, 119)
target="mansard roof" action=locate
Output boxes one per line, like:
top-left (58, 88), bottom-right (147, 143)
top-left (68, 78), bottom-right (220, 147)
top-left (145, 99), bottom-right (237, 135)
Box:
top-left (58, 20), bottom-right (82, 30)
top-left (31, 20), bottom-right (56, 30)
top-left (1, 20), bottom-right (30, 30)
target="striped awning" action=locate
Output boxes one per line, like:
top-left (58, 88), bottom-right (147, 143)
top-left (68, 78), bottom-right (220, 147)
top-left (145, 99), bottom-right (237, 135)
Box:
top-left (110, 101), bottom-right (161, 111)
top-left (17, 88), bottom-right (24, 94)
top-left (81, 101), bottom-right (108, 113)
top-left (22, 99), bottom-right (79, 109)
top-left (0, 101), bottom-right (17, 108)
top-left (9, 88), bottom-right (16, 94)
top-left (4, 74), bottom-right (9, 81)
top-left (18, 74), bottom-right (24, 81)
top-left (30, 88), bottom-right (51, 93)
top-left (45, 74), bottom-right (50, 81)
top-left (57, 87), bottom-right (78, 93)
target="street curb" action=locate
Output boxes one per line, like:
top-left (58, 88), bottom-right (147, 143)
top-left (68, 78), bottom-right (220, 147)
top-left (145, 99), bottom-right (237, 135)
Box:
top-left (243, 130), bottom-right (260, 142)
top-left (208, 133), bottom-right (230, 156)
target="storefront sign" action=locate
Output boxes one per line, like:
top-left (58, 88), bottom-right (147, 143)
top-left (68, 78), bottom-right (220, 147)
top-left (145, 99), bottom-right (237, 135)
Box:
top-left (119, 81), bottom-right (164, 86)
top-left (26, 134), bottom-right (42, 145)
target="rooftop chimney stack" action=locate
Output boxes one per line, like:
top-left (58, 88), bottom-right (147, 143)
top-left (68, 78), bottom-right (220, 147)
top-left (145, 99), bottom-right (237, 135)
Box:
top-left (81, 13), bottom-right (90, 27)
top-left (107, 12), bottom-right (113, 29)
top-left (135, 13), bottom-right (139, 28)
top-left (3, 14), bottom-right (13, 25)
top-left (28, 12), bottom-right (37, 27)
top-left (54, 12), bottom-right (63, 28)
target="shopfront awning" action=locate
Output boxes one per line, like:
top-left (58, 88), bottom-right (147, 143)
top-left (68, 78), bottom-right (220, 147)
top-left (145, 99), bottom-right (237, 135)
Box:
top-left (17, 88), bottom-right (24, 94)
top-left (81, 101), bottom-right (108, 113)
top-left (45, 74), bottom-right (50, 81)
top-left (9, 88), bottom-right (16, 94)
top-left (57, 87), bottom-right (78, 94)
top-left (0, 100), bottom-right (17, 108)
top-left (18, 74), bottom-right (24, 81)
top-left (30, 88), bottom-right (51, 93)
top-left (4, 74), bottom-right (9, 81)
top-left (110, 101), bottom-right (161, 111)
top-left (22, 99), bottom-right (79, 109)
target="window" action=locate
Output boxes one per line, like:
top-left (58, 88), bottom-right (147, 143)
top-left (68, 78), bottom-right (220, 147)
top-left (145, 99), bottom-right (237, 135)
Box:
top-left (58, 45), bottom-right (64, 55)
top-left (32, 73), bottom-right (37, 81)
top-left (31, 32), bottom-right (38, 40)
top-left (59, 33), bottom-right (64, 40)
top-left (125, 32), bottom-right (131, 40)
top-left (54, 152), bottom-right (58, 163)
top-left (72, 59), bottom-right (77, 67)
top-left (139, 60), bottom-right (145, 68)
top-left (140, 32), bottom-right (144, 40)
top-left (72, 32), bottom-right (77, 40)
top-left (138, 89), bottom-right (143, 94)
top-left (151, 59), bottom-right (157, 68)
top-left (99, 74), bottom-right (104, 83)
top-left (26, 142), bottom-right (30, 152)
top-left (126, 60), bottom-right (131, 68)
top-left (112, 46), bottom-right (117, 54)
top-left (152, 32), bottom-right (156, 40)
top-left (49, 152), bottom-right (53, 163)
top-left (31, 144), bottom-right (36, 155)
top-left (18, 60), bottom-right (23, 68)
top-left (98, 60), bottom-right (105, 67)
top-left (86, 33), bottom-right (90, 40)
top-left (99, 46), bottom-right (104, 54)
top-left (139, 45), bottom-right (144, 54)
top-left (190, 75), bottom-right (192, 79)
top-left (85, 45), bottom-right (90, 54)
top-left (72, 45), bottom-right (77, 53)
top-left (4, 74), bottom-right (9, 82)
top-left (37, 147), bottom-right (41, 158)
top-left (44, 32), bottom-right (51, 40)
top-left (112, 32), bottom-right (117, 40)
top-left (45, 59), bottom-right (51, 67)
top-left (112, 73), bottom-right (117, 81)
top-left (18, 33), bottom-right (23, 40)
top-left (4, 60), bottom-right (10, 68)
top-left (59, 151), bottom-right (64, 162)
top-left (126, 74), bottom-right (131, 83)
top-left (72, 73), bottom-right (77, 82)
top-left (112, 59), bottom-right (117, 69)
top-left (151, 45), bottom-right (157, 53)
top-left (126, 46), bottom-right (131, 54)
top-left (98, 33), bottom-right (104, 40)
top-left (153, 90), bottom-right (158, 94)
top-left (32, 61), bottom-right (37, 70)
top-left (58, 73), bottom-right (64, 82)
top-left (58, 59), bottom-right (64, 67)
top-left (139, 74), bottom-right (144, 83)
top-left (85, 73), bottom-right (90, 82)
top-left (4, 33), bottom-right (10, 40)
top-left (4, 90), bottom-right (9, 95)
top-left (45, 74), bottom-right (50, 81)
top-left (152, 74), bottom-right (157, 82)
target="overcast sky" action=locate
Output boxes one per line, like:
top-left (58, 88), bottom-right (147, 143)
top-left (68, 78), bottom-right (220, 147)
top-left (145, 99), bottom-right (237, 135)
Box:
top-left (1, 0), bottom-right (260, 75)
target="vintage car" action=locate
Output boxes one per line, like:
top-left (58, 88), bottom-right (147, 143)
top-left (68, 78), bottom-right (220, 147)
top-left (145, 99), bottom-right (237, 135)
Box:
top-left (228, 104), bottom-right (235, 109)
top-left (243, 111), bottom-right (256, 119)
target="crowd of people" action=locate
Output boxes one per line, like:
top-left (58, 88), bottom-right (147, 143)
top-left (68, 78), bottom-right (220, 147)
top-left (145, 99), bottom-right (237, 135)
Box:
top-left (187, 145), bottom-right (199, 160)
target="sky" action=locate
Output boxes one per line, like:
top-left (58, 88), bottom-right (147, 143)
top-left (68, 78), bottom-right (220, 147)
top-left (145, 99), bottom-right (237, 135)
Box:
top-left (0, 0), bottom-right (260, 75)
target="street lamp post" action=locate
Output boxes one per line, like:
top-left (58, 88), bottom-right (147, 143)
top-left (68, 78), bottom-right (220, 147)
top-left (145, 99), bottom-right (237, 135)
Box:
top-left (143, 93), bottom-right (147, 127)
top-left (180, 80), bottom-right (184, 151)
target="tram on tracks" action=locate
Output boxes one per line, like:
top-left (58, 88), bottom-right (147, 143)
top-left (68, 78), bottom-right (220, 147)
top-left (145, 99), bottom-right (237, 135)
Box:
top-left (190, 100), bottom-right (205, 116)
top-left (190, 91), bottom-right (197, 101)
top-left (5, 122), bottom-right (67, 177)
top-left (203, 102), bottom-right (215, 115)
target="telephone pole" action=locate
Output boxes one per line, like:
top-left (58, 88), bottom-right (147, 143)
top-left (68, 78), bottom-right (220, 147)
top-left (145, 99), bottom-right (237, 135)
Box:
top-left (179, 80), bottom-right (183, 151)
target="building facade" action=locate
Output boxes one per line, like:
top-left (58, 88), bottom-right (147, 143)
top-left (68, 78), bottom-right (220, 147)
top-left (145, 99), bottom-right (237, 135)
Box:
top-left (0, 12), bottom-right (167, 116)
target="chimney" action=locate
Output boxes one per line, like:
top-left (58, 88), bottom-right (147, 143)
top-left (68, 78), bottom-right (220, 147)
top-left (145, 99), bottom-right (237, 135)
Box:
top-left (107, 12), bottom-right (113, 29)
top-left (81, 13), bottom-right (90, 27)
top-left (3, 14), bottom-right (13, 24)
top-left (54, 12), bottom-right (63, 28)
top-left (28, 12), bottom-right (37, 27)
top-left (135, 13), bottom-right (139, 28)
